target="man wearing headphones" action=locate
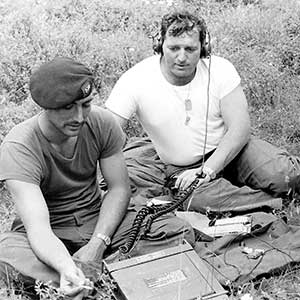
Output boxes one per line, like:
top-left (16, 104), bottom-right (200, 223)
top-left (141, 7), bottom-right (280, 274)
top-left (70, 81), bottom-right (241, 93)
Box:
top-left (106, 11), bottom-right (300, 212)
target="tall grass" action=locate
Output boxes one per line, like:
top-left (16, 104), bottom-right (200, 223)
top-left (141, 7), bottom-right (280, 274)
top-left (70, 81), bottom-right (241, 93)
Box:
top-left (1, 0), bottom-right (300, 150)
top-left (1, 0), bottom-right (300, 298)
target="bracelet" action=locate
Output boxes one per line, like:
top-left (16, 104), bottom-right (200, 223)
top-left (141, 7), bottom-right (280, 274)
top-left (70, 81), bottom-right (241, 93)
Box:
top-left (196, 166), bottom-right (216, 181)
top-left (202, 166), bottom-right (216, 180)
top-left (196, 170), bottom-right (206, 179)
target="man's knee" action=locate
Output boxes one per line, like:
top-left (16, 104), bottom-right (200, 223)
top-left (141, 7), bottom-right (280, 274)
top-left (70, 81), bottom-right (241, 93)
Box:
top-left (0, 231), bottom-right (59, 285)
top-left (229, 137), bottom-right (299, 195)
top-left (0, 261), bottom-right (23, 287)
top-left (149, 213), bottom-right (195, 246)
top-left (123, 213), bottom-right (195, 257)
top-left (0, 261), bottom-right (10, 286)
top-left (0, 260), bottom-right (39, 300)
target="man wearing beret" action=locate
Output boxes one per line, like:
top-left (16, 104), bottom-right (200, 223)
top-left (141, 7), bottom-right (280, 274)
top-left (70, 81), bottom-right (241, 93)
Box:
top-left (0, 57), bottom-right (194, 299)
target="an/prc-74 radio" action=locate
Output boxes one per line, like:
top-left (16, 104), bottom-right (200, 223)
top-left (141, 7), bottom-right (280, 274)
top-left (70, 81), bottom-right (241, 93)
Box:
top-left (103, 242), bottom-right (228, 300)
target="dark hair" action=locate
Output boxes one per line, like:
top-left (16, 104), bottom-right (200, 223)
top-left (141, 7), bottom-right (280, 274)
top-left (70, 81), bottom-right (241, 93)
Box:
top-left (153, 11), bottom-right (210, 58)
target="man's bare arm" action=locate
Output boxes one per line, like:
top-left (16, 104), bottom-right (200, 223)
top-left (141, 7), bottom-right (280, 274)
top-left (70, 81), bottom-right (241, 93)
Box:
top-left (175, 85), bottom-right (250, 190)
top-left (73, 150), bottom-right (131, 262)
top-left (5, 180), bottom-right (88, 294)
top-left (204, 84), bottom-right (250, 173)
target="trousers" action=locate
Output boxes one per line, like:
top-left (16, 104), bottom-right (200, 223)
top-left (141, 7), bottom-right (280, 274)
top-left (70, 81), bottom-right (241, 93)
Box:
top-left (166, 137), bottom-right (300, 213)
top-left (0, 206), bottom-right (194, 287)
top-left (225, 137), bottom-right (300, 196)
top-left (1, 137), bottom-right (299, 288)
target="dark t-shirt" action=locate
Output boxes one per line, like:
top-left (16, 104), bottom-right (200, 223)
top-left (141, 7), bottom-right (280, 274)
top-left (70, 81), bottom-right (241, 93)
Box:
top-left (0, 105), bottom-right (125, 227)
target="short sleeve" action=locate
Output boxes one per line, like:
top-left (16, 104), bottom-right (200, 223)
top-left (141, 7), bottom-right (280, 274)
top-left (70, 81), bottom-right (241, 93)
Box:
top-left (100, 115), bottom-right (126, 158)
top-left (105, 72), bottom-right (138, 120)
top-left (88, 107), bottom-right (126, 158)
top-left (210, 56), bottom-right (241, 99)
top-left (0, 141), bottom-right (42, 184)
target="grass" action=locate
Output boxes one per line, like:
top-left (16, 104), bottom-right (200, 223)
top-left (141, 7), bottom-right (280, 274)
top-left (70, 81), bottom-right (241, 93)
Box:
top-left (1, 0), bottom-right (300, 298)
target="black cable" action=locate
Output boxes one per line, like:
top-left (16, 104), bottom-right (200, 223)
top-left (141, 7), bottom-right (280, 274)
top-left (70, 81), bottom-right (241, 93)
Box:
top-left (119, 205), bottom-right (154, 255)
top-left (222, 233), bottom-right (245, 276)
top-left (118, 177), bottom-right (201, 255)
top-left (143, 178), bottom-right (200, 235)
top-left (247, 231), bottom-right (294, 262)
top-left (220, 229), bottom-right (295, 286)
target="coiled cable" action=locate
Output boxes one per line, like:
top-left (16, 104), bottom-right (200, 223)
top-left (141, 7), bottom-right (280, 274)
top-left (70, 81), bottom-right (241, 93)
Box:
top-left (119, 205), bottom-right (154, 255)
top-left (119, 177), bottom-right (200, 255)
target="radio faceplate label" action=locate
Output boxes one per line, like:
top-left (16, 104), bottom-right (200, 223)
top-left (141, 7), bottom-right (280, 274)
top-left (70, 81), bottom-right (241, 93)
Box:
top-left (144, 270), bottom-right (187, 288)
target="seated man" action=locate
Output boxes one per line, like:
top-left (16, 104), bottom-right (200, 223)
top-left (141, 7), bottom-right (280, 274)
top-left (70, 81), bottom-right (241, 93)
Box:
top-left (0, 57), bottom-right (194, 298)
top-left (106, 11), bottom-right (300, 213)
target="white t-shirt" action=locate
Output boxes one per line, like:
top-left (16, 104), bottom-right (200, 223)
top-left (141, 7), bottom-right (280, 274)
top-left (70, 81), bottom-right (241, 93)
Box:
top-left (106, 55), bottom-right (241, 166)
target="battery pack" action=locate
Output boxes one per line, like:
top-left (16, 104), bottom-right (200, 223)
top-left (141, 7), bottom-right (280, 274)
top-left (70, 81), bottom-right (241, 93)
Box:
top-left (103, 242), bottom-right (228, 300)
top-left (176, 212), bottom-right (252, 237)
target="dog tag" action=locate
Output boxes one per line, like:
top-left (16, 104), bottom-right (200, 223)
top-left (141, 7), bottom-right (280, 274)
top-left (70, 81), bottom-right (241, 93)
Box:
top-left (185, 99), bottom-right (192, 111)
top-left (185, 115), bottom-right (191, 125)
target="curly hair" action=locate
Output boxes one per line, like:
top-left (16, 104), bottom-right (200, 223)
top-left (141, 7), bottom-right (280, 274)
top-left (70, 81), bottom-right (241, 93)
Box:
top-left (153, 11), bottom-right (209, 57)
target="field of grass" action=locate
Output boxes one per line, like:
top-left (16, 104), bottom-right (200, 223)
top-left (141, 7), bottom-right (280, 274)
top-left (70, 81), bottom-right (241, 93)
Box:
top-left (1, 0), bottom-right (300, 298)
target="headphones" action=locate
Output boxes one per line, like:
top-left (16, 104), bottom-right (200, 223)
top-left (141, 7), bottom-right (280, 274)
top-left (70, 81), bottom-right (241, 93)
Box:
top-left (153, 20), bottom-right (211, 59)
top-left (200, 31), bottom-right (211, 59)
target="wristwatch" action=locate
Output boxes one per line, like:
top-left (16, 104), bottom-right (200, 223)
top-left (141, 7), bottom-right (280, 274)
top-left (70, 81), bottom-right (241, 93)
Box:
top-left (95, 233), bottom-right (111, 246)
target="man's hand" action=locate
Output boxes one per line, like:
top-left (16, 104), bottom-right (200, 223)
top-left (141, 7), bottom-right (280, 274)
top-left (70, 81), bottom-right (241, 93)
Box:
top-left (59, 265), bottom-right (93, 299)
top-left (72, 238), bottom-right (106, 263)
top-left (175, 168), bottom-right (210, 191)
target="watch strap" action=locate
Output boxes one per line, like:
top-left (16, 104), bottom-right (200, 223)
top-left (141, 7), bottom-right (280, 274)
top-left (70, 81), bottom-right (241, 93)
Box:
top-left (95, 233), bottom-right (111, 246)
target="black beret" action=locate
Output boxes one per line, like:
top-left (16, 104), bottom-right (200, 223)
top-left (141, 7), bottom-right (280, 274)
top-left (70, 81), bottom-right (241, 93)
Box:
top-left (29, 57), bottom-right (94, 109)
